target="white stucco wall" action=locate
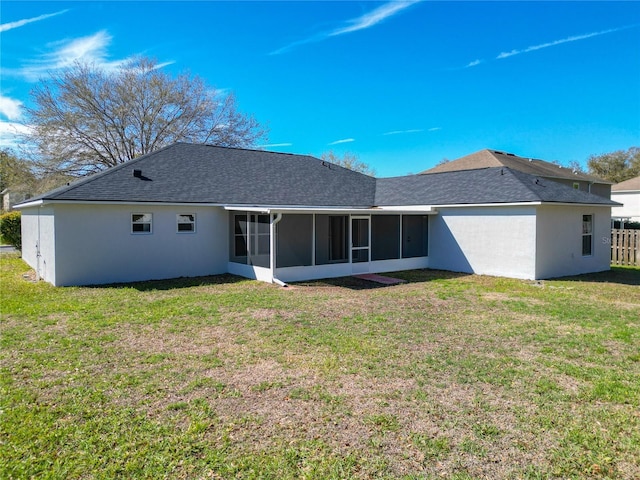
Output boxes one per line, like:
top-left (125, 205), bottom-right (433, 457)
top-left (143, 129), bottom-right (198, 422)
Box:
top-left (428, 206), bottom-right (538, 279)
top-left (20, 206), bottom-right (56, 285)
top-left (535, 205), bottom-right (611, 279)
top-left (47, 203), bottom-right (229, 286)
top-left (611, 191), bottom-right (640, 222)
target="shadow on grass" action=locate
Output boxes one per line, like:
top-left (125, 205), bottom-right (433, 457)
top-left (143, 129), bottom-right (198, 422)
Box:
top-left (96, 269), bottom-right (472, 292)
top-left (88, 273), bottom-right (248, 291)
top-left (294, 269), bottom-right (471, 290)
top-left (554, 266), bottom-right (640, 286)
top-left (82, 267), bottom-right (638, 293)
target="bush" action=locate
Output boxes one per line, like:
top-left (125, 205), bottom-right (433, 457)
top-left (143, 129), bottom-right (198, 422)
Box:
top-left (612, 220), bottom-right (640, 230)
top-left (0, 211), bottom-right (21, 249)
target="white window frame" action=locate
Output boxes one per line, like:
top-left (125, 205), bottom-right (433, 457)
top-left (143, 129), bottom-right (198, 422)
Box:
top-left (177, 213), bottom-right (196, 233)
top-left (131, 213), bottom-right (153, 234)
top-left (582, 214), bottom-right (593, 257)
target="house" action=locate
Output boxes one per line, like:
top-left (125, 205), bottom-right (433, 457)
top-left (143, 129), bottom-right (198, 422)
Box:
top-left (611, 175), bottom-right (640, 224)
top-left (2, 187), bottom-right (32, 213)
top-left (15, 143), bottom-right (617, 287)
top-left (422, 149), bottom-right (613, 198)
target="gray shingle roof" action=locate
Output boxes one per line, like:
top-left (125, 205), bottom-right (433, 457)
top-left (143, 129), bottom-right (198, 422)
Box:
top-left (23, 143), bottom-right (618, 208)
top-left (30, 143), bottom-right (377, 207)
top-left (375, 167), bottom-right (618, 206)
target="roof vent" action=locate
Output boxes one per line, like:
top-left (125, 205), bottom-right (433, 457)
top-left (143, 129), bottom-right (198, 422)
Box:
top-left (133, 169), bottom-right (142, 178)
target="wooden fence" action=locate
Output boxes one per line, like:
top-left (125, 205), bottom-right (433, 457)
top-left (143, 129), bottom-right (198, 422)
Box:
top-left (611, 229), bottom-right (639, 266)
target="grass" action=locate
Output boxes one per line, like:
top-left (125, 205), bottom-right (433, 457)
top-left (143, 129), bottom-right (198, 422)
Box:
top-left (1, 253), bottom-right (639, 479)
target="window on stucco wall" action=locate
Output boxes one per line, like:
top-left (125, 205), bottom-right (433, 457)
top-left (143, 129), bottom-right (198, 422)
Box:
top-left (131, 213), bottom-right (152, 234)
top-left (582, 214), bottom-right (593, 256)
top-left (177, 214), bottom-right (196, 233)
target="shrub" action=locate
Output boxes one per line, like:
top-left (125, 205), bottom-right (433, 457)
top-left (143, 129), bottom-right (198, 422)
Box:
top-left (612, 220), bottom-right (640, 230)
top-left (0, 211), bottom-right (21, 249)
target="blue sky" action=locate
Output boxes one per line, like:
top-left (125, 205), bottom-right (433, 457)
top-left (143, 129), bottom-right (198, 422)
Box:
top-left (1, 1), bottom-right (639, 177)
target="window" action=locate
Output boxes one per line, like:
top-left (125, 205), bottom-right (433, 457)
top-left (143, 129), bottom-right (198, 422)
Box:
top-left (328, 216), bottom-right (348, 262)
top-left (371, 215), bottom-right (400, 261)
top-left (582, 214), bottom-right (593, 256)
top-left (315, 215), bottom-right (349, 265)
top-left (177, 213), bottom-right (196, 233)
top-left (573, 182), bottom-right (580, 190)
top-left (233, 214), bottom-right (248, 257)
top-left (402, 215), bottom-right (429, 258)
top-left (276, 215), bottom-right (313, 268)
top-left (131, 213), bottom-right (152, 234)
top-left (231, 213), bottom-right (270, 267)
top-left (251, 214), bottom-right (271, 259)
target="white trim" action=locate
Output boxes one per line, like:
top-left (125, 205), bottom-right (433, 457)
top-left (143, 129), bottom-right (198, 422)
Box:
top-left (224, 206), bottom-right (271, 213)
top-left (13, 199), bottom-right (44, 209)
top-left (16, 199), bottom-right (229, 209)
top-left (227, 206), bottom-right (439, 215)
top-left (16, 199), bottom-right (616, 212)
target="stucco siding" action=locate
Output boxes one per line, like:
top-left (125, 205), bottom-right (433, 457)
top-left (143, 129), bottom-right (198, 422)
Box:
top-left (20, 206), bottom-right (56, 285)
top-left (535, 205), bottom-right (611, 279)
top-left (611, 192), bottom-right (640, 222)
top-left (429, 206), bottom-right (537, 279)
top-left (51, 204), bottom-right (228, 286)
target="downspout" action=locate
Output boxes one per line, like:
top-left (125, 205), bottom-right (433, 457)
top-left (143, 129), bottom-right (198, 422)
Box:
top-left (35, 206), bottom-right (42, 282)
top-left (270, 213), bottom-right (287, 287)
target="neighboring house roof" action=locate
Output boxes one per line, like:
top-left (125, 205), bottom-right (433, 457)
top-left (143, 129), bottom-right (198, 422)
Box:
top-left (612, 175), bottom-right (640, 192)
top-left (19, 143), bottom-right (618, 209)
top-left (376, 167), bottom-right (617, 206)
top-left (421, 149), bottom-right (612, 185)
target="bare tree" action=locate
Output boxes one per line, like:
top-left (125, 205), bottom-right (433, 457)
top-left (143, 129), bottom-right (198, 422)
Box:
top-left (26, 57), bottom-right (268, 176)
top-left (321, 150), bottom-right (376, 176)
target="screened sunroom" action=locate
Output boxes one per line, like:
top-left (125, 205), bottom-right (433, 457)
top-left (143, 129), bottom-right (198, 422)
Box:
top-left (226, 208), bottom-right (435, 284)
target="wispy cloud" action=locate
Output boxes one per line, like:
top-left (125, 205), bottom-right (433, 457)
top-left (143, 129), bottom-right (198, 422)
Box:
top-left (257, 143), bottom-right (293, 148)
top-left (16, 30), bottom-right (158, 81)
top-left (465, 24), bottom-right (638, 68)
top-left (270, 1), bottom-right (420, 55)
top-left (0, 9), bottom-right (68, 33)
top-left (329, 1), bottom-right (421, 37)
top-left (383, 128), bottom-right (424, 136)
top-left (465, 59), bottom-right (483, 68)
top-left (0, 95), bottom-right (23, 121)
top-left (383, 127), bottom-right (440, 135)
top-left (328, 138), bottom-right (355, 145)
top-left (496, 25), bottom-right (636, 59)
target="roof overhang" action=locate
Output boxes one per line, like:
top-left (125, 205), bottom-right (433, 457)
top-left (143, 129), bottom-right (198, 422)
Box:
top-left (14, 199), bottom-right (230, 209)
top-left (224, 205), bottom-right (439, 215)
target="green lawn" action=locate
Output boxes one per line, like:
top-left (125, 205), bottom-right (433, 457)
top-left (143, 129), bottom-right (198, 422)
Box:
top-left (1, 254), bottom-right (639, 479)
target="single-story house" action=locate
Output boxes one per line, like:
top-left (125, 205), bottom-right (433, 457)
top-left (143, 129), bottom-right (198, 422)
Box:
top-left (611, 175), bottom-right (640, 224)
top-left (16, 143), bottom-right (618, 286)
top-left (422, 149), bottom-right (613, 198)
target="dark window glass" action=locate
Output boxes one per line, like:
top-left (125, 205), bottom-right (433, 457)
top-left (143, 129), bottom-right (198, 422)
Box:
top-left (371, 216), bottom-right (400, 261)
top-left (582, 215), bottom-right (593, 256)
top-left (402, 215), bottom-right (429, 258)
